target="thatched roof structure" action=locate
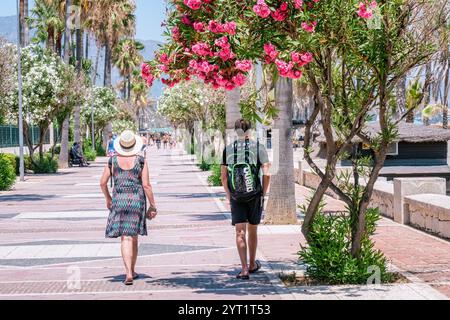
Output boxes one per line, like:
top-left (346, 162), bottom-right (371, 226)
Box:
top-left (316, 122), bottom-right (450, 144)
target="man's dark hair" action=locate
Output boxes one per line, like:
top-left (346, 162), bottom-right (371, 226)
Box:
top-left (234, 119), bottom-right (252, 134)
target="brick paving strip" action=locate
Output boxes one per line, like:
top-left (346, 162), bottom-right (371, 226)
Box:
top-left (0, 147), bottom-right (447, 300)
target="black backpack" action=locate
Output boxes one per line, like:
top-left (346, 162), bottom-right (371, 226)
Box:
top-left (227, 139), bottom-right (262, 202)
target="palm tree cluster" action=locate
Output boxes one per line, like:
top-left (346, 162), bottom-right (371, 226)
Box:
top-left (19, 0), bottom-right (148, 168)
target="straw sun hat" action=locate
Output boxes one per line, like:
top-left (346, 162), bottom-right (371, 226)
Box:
top-left (114, 130), bottom-right (144, 156)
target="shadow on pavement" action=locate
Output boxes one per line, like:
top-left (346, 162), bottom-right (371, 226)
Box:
top-left (145, 269), bottom-right (280, 296)
top-left (0, 194), bottom-right (58, 202)
top-left (104, 274), bottom-right (153, 283)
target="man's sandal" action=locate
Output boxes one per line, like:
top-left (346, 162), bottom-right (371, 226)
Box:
top-left (249, 260), bottom-right (262, 274)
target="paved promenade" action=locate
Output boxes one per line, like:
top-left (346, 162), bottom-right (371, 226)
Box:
top-left (0, 147), bottom-right (448, 300)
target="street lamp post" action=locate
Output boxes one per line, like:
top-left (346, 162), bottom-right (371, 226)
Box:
top-left (16, 0), bottom-right (25, 182)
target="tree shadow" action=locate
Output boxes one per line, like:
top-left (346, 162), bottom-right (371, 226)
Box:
top-left (0, 194), bottom-right (58, 202)
top-left (145, 269), bottom-right (280, 296)
top-left (104, 273), bottom-right (153, 283)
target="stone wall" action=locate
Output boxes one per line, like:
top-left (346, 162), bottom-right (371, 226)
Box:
top-left (295, 162), bottom-right (450, 239)
top-left (404, 194), bottom-right (450, 239)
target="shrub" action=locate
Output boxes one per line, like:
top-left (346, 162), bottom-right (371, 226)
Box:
top-left (298, 205), bottom-right (392, 285)
top-left (207, 163), bottom-right (222, 186)
top-left (31, 154), bottom-right (58, 174)
top-left (0, 154), bottom-right (16, 191)
top-left (50, 144), bottom-right (61, 155)
top-left (1, 153), bottom-right (16, 173)
top-left (96, 144), bottom-right (106, 157)
top-left (198, 160), bottom-right (212, 171)
top-left (84, 148), bottom-right (97, 161)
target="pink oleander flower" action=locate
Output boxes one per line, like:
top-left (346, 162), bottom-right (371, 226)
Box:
top-left (271, 2), bottom-right (288, 21)
top-left (215, 36), bottom-right (229, 48)
top-left (294, 0), bottom-right (303, 9)
top-left (224, 21), bottom-right (237, 35)
top-left (357, 1), bottom-right (377, 19)
top-left (184, 0), bottom-right (202, 11)
top-left (235, 59), bottom-right (253, 72)
top-left (225, 81), bottom-right (236, 91)
top-left (287, 69), bottom-right (303, 79)
top-left (232, 73), bottom-right (247, 86)
top-left (217, 47), bottom-right (235, 61)
top-left (193, 22), bottom-right (205, 32)
top-left (275, 59), bottom-right (294, 77)
top-left (264, 43), bottom-right (279, 62)
top-left (141, 63), bottom-right (151, 78)
top-left (301, 20), bottom-right (317, 33)
top-left (181, 15), bottom-right (193, 25)
top-left (253, 0), bottom-right (271, 18)
top-left (172, 26), bottom-right (180, 41)
top-left (301, 52), bottom-right (313, 63)
top-left (192, 42), bottom-right (212, 57)
top-left (159, 53), bottom-right (170, 65)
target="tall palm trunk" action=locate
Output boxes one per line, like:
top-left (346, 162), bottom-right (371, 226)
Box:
top-left (103, 42), bottom-right (113, 148)
top-left (225, 88), bottom-right (241, 130)
top-left (264, 77), bottom-right (297, 225)
top-left (73, 28), bottom-right (83, 144)
top-left (58, 0), bottom-right (71, 169)
top-left (19, 0), bottom-right (28, 47)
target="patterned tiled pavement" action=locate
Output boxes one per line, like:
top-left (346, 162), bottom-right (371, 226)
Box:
top-left (0, 146), bottom-right (448, 300)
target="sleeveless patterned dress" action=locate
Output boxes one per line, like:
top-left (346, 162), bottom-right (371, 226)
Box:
top-left (105, 156), bottom-right (147, 238)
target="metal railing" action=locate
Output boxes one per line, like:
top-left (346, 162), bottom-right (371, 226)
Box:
top-left (0, 125), bottom-right (51, 148)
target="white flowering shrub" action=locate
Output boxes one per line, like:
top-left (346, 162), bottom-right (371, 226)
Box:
top-left (81, 86), bottom-right (117, 130)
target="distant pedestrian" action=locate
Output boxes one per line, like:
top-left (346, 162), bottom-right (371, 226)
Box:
top-left (100, 130), bottom-right (158, 286)
top-left (107, 134), bottom-right (117, 157)
top-left (221, 119), bottom-right (271, 280)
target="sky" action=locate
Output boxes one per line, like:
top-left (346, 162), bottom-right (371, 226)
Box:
top-left (0, 0), bottom-right (167, 42)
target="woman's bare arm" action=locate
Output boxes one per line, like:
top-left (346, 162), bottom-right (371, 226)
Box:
top-left (100, 165), bottom-right (112, 210)
top-left (142, 160), bottom-right (157, 210)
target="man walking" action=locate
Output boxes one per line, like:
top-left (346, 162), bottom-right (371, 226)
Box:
top-left (221, 119), bottom-right (271, 280)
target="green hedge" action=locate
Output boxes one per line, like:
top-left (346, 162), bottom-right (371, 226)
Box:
top-left (207, 163), bottom-right (222, 186)
top-left (0, 154), bottom-right (16, 191)
top-left (84, 148), bottom-right (97, 161)
top-left (31, 154), bottom-right (58, 174)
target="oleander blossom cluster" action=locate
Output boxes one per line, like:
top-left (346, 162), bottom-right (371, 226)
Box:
top-left (264, 43), bottom-right (313, 79)
top-left (254, 0), bottom-right (320, 22)
top-left (357, 1), bottom-right (378, 19)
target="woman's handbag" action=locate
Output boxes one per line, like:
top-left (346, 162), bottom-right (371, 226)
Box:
top-left (146, 204), bottom-right (157, 220)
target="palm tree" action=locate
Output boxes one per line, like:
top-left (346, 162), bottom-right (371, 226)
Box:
top-left (29, 0), bottom-right (65, 53)
top-left (19, 0), bottom-right (29, 47)
top-left (264, 77), bottom-right (298, 225)
top-left (86, 0), bottom-right (136, 147)
top-left (72, 0), bottom-right (92, 144)
top-left (58, 0), bottom-right (71, 169)
top-left (113, 38), bottom-right (144, 101)
top-left (225, 88), bottom-right (241, 130)
top-left (130, 70), bottom-right (148, 122)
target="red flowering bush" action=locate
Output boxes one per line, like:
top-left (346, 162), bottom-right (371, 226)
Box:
top-left (141, 0), bottom-right (346, 91)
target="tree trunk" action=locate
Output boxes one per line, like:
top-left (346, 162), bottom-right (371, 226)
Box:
top-left (127, 75), bottom-right (132, 102)
top-left (19, 0), bottom-right (26, 47)
top-left (58, 117), bottom-right (70, 169)
top-left (73, 28), bottom-right (83, 144)
top-left (104, 42), bottom-right (112, 87)
top-left (264, 77), bottom-right (298, 225)
top-left (58, 0), bottom-right (71, 169)
top-left (442, 51), bottom-right (449, 129)
top-left (395, 76), bottom-right (406, 120)
top-left (103, 42), bottom-right (113, 147)
top-left (225, 88), bottom-right (241, 130)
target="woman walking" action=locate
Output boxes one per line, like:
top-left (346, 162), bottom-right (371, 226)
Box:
top-left (100, 130), bottom-right (157, 285)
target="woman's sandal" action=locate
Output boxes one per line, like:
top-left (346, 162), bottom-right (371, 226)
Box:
top-left (249, 260), bottom-right (262, 274)
top-left (123, 278), bottom-right (134, 286)
top-left (236, 272), bottom-right (250, 280)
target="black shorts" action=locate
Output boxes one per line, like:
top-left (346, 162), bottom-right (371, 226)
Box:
top-left (230, 196), bottom-right (263, 226)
